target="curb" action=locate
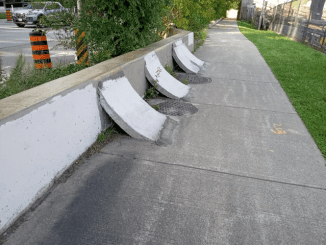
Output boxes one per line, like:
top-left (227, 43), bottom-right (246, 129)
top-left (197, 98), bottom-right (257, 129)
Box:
top-left (208, 17), bottom-right (224, 29)
top-left (0, 20), bottom-right (14, 24)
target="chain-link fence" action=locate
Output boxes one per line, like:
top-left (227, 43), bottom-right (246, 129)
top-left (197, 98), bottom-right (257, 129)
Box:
top-left (249, 0), bottom-right (326, 52)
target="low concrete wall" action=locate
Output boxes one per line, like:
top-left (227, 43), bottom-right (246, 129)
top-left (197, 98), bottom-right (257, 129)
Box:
top-left (0, 29), bottom-right (194, 234)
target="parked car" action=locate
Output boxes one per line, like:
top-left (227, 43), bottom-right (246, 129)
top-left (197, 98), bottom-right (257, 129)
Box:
top-left (11, 4), bottom-right (33, 27)
top-left (25, 2), bottom-right (69, 27)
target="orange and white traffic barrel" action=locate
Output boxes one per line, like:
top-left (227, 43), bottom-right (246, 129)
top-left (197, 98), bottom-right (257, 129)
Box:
top-left (75, 29), bottom-right (89, 66)
top-left (6, 9), bottom-right (12, 21)
top-left (29, 30), bottom-right (52, 69)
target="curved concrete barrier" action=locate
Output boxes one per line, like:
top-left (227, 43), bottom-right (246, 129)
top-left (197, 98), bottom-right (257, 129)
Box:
top-left (98, 72), bottom-right (168, 141)
top-left (173, 40), bottom-right (205, 74)
top-left (144, 51), bottom-right (190, 100)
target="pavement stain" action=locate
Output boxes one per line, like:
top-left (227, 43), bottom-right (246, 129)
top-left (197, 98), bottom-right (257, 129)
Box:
top-left (271, 124), bottom-right (286, 134)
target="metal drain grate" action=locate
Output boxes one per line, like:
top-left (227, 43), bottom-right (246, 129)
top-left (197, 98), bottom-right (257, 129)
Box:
top-left (158, 100), bottom-right (198, 116)
top-left (176, 73), bottom-right (212, 84)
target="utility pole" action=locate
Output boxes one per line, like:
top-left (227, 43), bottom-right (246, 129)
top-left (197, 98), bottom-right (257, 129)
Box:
top-left (258, 0), bottom-right (266, 30)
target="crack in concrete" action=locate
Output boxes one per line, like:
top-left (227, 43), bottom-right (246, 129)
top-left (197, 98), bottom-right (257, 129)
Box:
top-left (101, 152), bottom-right (326, 191)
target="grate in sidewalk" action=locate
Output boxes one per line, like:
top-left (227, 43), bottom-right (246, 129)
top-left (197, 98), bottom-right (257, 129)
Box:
top-left (176, 72), bottom-right (212, 84)
top-left (157, 100), bottom-right (198, 116)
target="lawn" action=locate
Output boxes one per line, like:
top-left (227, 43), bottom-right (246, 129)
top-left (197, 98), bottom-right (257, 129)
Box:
top-left (0, 13), bottom-right (6, 19)
top-left (238, 20), bottom-right (326, 159)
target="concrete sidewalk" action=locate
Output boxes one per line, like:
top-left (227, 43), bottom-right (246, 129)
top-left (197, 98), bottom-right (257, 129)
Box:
top-left (3, 20), bottom-right (326, 245)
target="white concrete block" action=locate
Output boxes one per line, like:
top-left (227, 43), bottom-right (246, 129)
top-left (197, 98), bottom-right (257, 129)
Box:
top-left (173, 40), bottom-right (205, 73)
top-left (144, 51), bottom-right (190, 100)
top-left (99, 75), bottom-right (167, 141)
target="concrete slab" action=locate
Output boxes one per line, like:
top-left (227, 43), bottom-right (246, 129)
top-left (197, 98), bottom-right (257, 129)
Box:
top-left (98, 72), bottom-right (168, 141)
top-left (189, 79), bottom-right (296, 113)
top-left (3, 154), bottom-right (326, 245)
top-left (101, 104), bottom-right (326, 189)
top-left (175, 40), bottom-right (205, 67)
top-left (173, 40), bottom-right (204, 74)
top-left (144, 51), bottom-right (190, 100)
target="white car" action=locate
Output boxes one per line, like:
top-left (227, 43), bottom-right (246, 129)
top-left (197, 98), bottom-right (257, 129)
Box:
top-left (11, 4), bottom-right (33, 27)
top-left (25, 2), bottom-right (69, 27)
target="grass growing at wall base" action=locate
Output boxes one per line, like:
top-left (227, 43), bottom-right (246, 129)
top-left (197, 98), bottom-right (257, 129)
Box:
top-left (238, 20), bottom-right (326, 159)
top-left (193, 28), bottom-right (208, 52)
top-left (0, 54), bottom-right (87, 100)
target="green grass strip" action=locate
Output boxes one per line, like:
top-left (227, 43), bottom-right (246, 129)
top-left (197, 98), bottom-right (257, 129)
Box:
top-left (238, 20), bottom-right (326, 159)
top-left (0, 13), bottom-right (6, 19)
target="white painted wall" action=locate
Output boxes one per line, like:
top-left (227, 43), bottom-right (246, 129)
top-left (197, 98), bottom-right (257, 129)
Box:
top-left (0, 84), bottom-right (102, 232)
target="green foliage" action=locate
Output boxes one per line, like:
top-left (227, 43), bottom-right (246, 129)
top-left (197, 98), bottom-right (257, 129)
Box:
top-left (97, 126), bottom-right (116, 143)
top-left (182, 78), bottom-right (188, 84)
top-left (171, 0), bottom-right (239, 33)
top-left (0, 54), bottom-right (86, 100)
top-left (31, 2), bottom-right (46, 9)
top-left (145, 67), bottom-right (162, 99)
top-left (39, 10), bottom-right (76, 30)
top-left (0, 13), bottom-right (6, 19)
top-left (152, 105), bottom-right (160, 110)
top-left (74, 0), bottom-right (171, 57)
top-left (193, 28), bottom-right (207, 52)
top-left (238, 20), bottom-right (326, 159)
top-left (144, 87), bottom-right (159, 99)
top-left (164, 64), bottom-right (177, 77)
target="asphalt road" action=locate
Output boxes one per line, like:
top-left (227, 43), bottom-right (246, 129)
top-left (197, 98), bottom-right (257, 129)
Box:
top-left (0, 18), bottom-right (76, 77)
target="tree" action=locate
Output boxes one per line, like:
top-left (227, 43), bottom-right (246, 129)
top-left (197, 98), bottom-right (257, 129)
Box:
top-left (73, 0), bottom-right (171, 58)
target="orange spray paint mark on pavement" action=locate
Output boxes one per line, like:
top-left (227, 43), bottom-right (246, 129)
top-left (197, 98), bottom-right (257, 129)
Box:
top-left (271, 124), bottom-right (286, 134)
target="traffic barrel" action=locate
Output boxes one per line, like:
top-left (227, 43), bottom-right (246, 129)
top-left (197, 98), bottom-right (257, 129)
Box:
top-left (75, 29), bottom-right (89, 66)
top-left (29, 30), bottom-right (52, 69)
top-left (6, 9), bottom-right (12, 21)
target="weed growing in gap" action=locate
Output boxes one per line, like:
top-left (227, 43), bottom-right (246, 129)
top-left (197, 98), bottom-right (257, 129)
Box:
top-left (182, 79), bottom-right (188, 85)
top-left (144, 67), bottom-right (161, 99)
top-left (97, 125), bottom-right (116, 143)
top-left (164, 64), bottom-right (177, 77)
top-left (152, 105), bottom-right (160, 110)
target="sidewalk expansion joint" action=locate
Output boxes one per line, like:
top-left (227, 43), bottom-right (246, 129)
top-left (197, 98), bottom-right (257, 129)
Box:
top-left (190, 102), bottom-right (297, 115)
top-left (101, 152), bottom-right (326, 191)
top-left (211, 78), bottom-right (279, 84)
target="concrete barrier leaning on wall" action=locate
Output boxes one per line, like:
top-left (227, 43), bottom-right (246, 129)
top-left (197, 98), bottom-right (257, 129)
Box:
top-left (0, 29), bottom-right (194, 234)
